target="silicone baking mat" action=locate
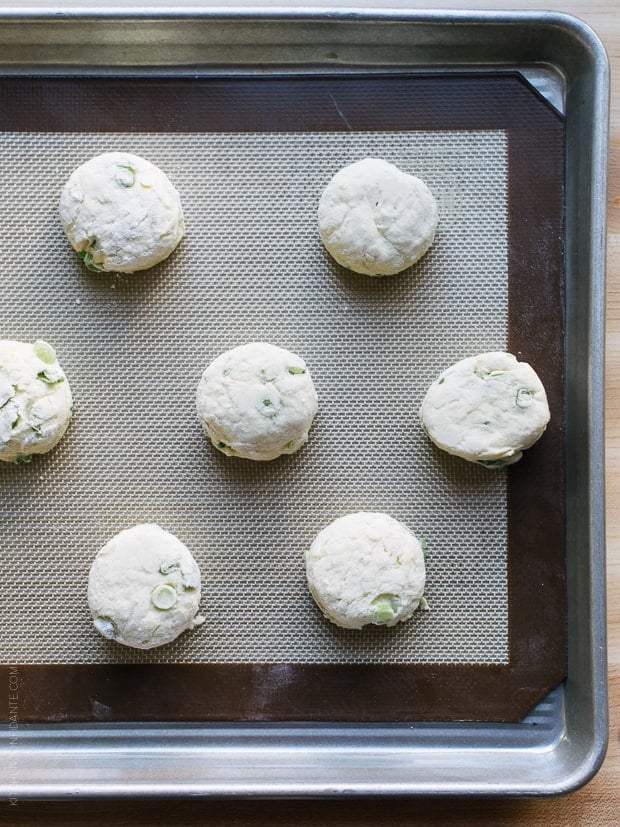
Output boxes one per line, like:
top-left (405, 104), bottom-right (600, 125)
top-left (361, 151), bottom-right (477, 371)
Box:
top-left (0, 75), bottom-right (565, 721)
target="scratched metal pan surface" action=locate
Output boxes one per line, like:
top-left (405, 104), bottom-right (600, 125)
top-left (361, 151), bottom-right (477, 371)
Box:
top-left (0, 6), bottom-right (608, 799)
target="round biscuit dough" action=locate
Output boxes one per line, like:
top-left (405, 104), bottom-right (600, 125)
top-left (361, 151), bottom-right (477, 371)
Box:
top-left (59, 152), bottom-right (184, 273)
top-left (318, 157), bottom-right (438, 276)
top-left (88, 523), bottom-right (204, 649)
top-left (419, 351), bottom-right (550, 467)
top-left (196, 342), bottom-right (319, 461)
top-left (0, 339), bottom-right (73, 463)
top-left (306, 512), bottom-right (427, 630)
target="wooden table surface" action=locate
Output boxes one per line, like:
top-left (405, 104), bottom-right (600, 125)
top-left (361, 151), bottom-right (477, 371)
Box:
top-left (1, 1), bottom-right (619, 824)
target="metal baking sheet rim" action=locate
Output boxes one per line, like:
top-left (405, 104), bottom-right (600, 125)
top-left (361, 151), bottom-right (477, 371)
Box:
top-left (0, 7), bottom-right (608, 799)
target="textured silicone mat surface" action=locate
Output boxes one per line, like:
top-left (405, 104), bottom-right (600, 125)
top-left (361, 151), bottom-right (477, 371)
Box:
top-left (0, 129), bottom-right (508, 665)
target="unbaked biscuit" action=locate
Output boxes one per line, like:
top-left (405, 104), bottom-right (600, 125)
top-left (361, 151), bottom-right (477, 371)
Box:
top-left (88, 523), bottom-right (204, 649)
top-left (318, 157), bottom-right (438, 276)
top-left (0, 339), bottom-right (73, 463)
top-left (306, 512), bottom-right (427, 630)
top-left (196, 342), bottom-right (318, 461)
top-left (419, 351), bottom-right (550, 467)
top-left (59, 152), bottom-right (184, 273)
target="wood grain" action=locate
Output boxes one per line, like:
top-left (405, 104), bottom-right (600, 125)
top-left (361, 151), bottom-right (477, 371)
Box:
top-left (0, 0), bottom-right (618, 824)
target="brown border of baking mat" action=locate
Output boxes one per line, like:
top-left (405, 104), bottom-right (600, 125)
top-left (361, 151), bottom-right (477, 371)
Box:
top-left (0, 73), bottom-right (565, 722)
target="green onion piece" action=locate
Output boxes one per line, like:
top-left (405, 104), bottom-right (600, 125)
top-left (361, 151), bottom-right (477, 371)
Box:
top-left (288, 366), bottom-right (306, 375)
top-left (159, 561), bottom-right (180, 576)
top-left (115, 163), bottom-right (136, 188)
top-left (0, 385), bottom-right (13, 409)
top-left (477, 458), bottom-right (508, 469)
top-left (77, 250), bottom-right (105, 272)
top-left (151, 584), bottom-right (178, 610)
top-left (263, 399), bottom-right (272, 407)
top-left (515, 388), bottom-right (534, 408)
top-left (474, 368), bottom-right (505, 381)
top-left (37, 370), bottom-right (64, 385)
top-left (14, 454), bottom-right (32, 465)
top-left (438, 377), bottom-right (445, 384)
top-left (34, 340), bottom-right (56, 364)
top-left (370, 593), bottom-right (401, 625)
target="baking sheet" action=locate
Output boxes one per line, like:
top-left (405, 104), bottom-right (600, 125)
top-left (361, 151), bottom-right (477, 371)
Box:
top-left (0, 72), bottom-right (565, 722)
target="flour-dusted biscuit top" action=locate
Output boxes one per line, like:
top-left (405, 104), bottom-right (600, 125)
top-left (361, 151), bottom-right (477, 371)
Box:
top-left (0, 339), bottom-right (73, 463)
top-left (306, 512), bottom-right (427, 630)
top-left (88, 524), bottom-right (204, 650)
top-left (196, 342), bottom-right (319, 461)
top-left (59, 152), bottom-right (184, 273)
top-left (420, 352), bottom-right (551, 468)
top-left (317, 157), bottom-right (438, 276)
